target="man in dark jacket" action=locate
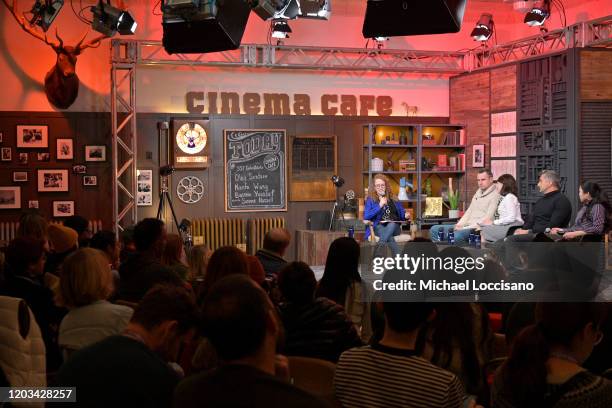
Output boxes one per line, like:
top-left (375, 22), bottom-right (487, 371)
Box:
top-left (255, 228), bottom-right (291, 278)
top-left (117, 219), bottom-right (182, 302)
top-left (277, 262), bottom-right (362, 362)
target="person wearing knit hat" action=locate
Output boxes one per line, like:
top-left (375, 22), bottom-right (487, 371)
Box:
top-left (45, 224), bottom-right (79, 276)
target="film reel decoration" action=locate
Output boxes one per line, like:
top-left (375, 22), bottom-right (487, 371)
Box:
top-left (176, 176), bottom-right (204, 204)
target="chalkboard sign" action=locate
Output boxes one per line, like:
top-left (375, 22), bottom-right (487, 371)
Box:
top-left (224, 129), bottom-right (287, 212)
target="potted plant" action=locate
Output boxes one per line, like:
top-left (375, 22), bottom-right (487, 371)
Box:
top-left (447, 189), bottom-right (460, 219)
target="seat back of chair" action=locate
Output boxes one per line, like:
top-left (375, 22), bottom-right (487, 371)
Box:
top-left (288, 356), bottom-right (337, 402)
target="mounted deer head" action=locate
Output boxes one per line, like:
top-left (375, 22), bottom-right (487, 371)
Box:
top-left (2, 0), bottom-right (108, 109)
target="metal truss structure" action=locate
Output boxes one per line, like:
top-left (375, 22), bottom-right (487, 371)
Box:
top-left (110, 41), bottom-right (138, 234)
top-left (466, 15), bottom-right (612, 70)
top-left (110, 15), bottom-right (612, 229)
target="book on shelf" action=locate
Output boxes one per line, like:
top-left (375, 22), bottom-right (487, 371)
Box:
top-left (441, 130), bottom-right (465, 146)
top-left (457, 153), bottom-right (466, 171)
top-left (437, 154), bottom-right (448, 167)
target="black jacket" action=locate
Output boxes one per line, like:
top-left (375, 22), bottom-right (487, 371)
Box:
top-left (255, 249), bottom-right (287, 278)
top-left (117, 252), bottom-right (182, 302)
top-left (278, 297), bottom-right (362, 362)
top-left (523, 190), bottom-right (572, 233)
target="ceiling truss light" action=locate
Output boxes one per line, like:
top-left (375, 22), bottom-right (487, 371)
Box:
top-left (524, 0), bottom-right (550, 27)
top-left (471, 13), bottom-right (494, 41)
top-left (271, 20), bottom-right (292, 38)
top-left (29, 0), bottom-right (64, 31)
top-left (91, 1), bottom-right (137, 36)
top-left (251, 0), bottom-right (301, 20)
top-left (299, 0), bottom-right (331, 20)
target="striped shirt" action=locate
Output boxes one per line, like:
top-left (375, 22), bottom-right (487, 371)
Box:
top-left (334, 343), bottom-right (464, 408)
top-left (567, 203), bottom-right (606, 234)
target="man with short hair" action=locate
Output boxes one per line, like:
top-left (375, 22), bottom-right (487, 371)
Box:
top-left (117, 218), bottom-right (182, 302)
top-left (430, 169), bottom-right (500, 245)
top-left (56, 286), bottom-right (199, 408)
top-left (255, 228), bottom-right (291, 278)
top-left (510, 170), bottom-right (572, 237)
top-left (173, 275), bottom-right (328, 408)
top-left (334, 298), bottom-right (464, 407)
top-left (64, 215), bottom-right (92, 248)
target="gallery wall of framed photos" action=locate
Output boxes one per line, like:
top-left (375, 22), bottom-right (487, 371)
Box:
top-left (0, 112), bottom-right (112, 225)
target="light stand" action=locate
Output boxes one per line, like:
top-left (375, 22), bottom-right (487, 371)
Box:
top-left (329, 175), bottom-right (346, 231)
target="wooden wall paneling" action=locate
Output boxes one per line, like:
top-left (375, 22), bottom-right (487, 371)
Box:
top-left (580, 50), bottom-right (612, 100)
top-left (490, 65), bottom-right (517, 111)
top-left (450, 71), bottom-right (491, 201)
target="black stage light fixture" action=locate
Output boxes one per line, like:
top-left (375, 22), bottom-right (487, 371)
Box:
top-left (524, 0), bottom-right (550, 27)
top-left (91, 1), bottom-right (137, 37)
top-left (299, 0), bottom-right (331, 20)
top-left (271, 20), bottom-right (292, 38)
top-left (362, 0), bottom-right (467, 38)
top-left (162, 0), bottom-right (250, 53)
top-left (29, 0), bottom-right (64, 32)
top-left (331, 175), bottom-right (345, 187)
top-left (471, 13), bottom-right (494, 41)
top-left (251, 0), bottom-right (301, 20)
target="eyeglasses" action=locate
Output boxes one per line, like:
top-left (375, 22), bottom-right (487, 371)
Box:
top-left (375, 183), bottom-right (386, 188)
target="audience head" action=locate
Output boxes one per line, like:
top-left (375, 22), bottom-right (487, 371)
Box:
top-left (201, 275), bottom-right (279, 362)
top-left (198, 246), bottom-right (249, 301)
top-left (498, 302), bottom-right (607, 406)
top-left (47, 224), bottom-right (78, 254)
top-left (537, 170), bottom-right (560, 193)
top-left (369, 173), bottom-right (392, 200)
top-left (16, 210), bottom-right (48, 242)
top-left (278, 261), bottom-right (317, 305)
top-left (161, 233), bottom-right (185, 267)
top-left (246, 255), bottom-right (266, 285)
top-left (262, 228), bottom-right (291, 256)
top-left (5, 237), bottom-right (46, 278)
top-left (89, 230), bottom-right (119, 267)
top-left (495, 174), bottom-right (518, 196)
top-left (187, 244), bottom-right (212, 282)
top-left (383, 299), bottom-right (435, 334)
top-left (477, 169), bottom-right (494, 191)
top-left (63, 216), bottom-right (92, 247)
top-left (59, 248), bottom-right (114, 308)
top-left (133, 218), bottom-right (166, 256)
top-left (130, 285), bottom-right (198, 362)
top-left (121, 226), bottom-right (136, 251)
top-left (317, 237), bottom-right (361, 305)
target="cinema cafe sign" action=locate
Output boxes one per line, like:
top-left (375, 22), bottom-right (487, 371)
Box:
top-left (186, 91), bottom-right (394, 116)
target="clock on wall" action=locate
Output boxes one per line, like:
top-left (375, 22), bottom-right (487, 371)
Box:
top-left (171, 119), bottom-right (210, 169)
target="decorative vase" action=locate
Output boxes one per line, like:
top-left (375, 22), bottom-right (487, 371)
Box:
top-left (448, 209), bottom-right (460, 219)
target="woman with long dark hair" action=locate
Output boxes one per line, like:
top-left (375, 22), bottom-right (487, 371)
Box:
top-left (479, 174), bottom-right (523, 242)
top-left (551, 180), bottom-right (611, 240)
top-left (492, 302), bottom-right (611, 407)
top-left (316, 237), bottom-right (371, 341)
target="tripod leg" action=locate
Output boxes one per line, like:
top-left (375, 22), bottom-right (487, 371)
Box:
top-left (165, 191), bottom-right (181, 233)
top-left (157, 191), bottom-right (165, 220)
top-left (329, 202), bottom-right (338, 231)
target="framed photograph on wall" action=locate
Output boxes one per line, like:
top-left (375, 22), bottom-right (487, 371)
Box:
top-left (56, 139), bottom-right (74, 160)
top-left (0, 187), bottom-right (20, 209)
top-left (16, 125), bottom-right (48, 148)
top-left (83, 175), bottom-right (97, 186)
top-left (38, 169), bottom-right (69, 192)
top-left (0, 131), bottom-right (3, 143)
top-left (137, 169), bottom-right (153, 206)
top-left (53, 201), bottom-right (74, 217)
top-left (472, 144), bottom-right (485, 168)
top-left (37, 152), bottom-right (50, 161)
top-left (85, 145), bottom-right (106, 162)
top-left (13, 171), bottom-right (28, 182)
top-left (1, 147), bottom-right (11, 161)
top-left (28, 200), bottom-right (39, 209)
top-left (19, 153), bottom-right (28, 164)
top-left (72, 164), bottom-right (87, 174)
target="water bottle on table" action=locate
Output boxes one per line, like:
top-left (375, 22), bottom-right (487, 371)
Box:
top-left (437, 229), bottom-right (445, 242)
top-left (448, 229), bottom-right (455, 245)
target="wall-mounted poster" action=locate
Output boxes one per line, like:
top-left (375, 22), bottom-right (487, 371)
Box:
top-left (172, 119), bottom-right (210, 169)
top-left (137, 169), bottom-right (153, 206)
top-left (16, 125), bottom-right (48, 148)
top-left (224, 129), bottom-right (287, 212)
top-left (289, 135), bottom-right (337, 201)
top-left (472, 144), bottom-right (485, 168)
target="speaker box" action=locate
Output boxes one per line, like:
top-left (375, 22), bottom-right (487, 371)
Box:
top-left (162, 0), bottom-right (250, 54)
top-left (307, 211), bottom-right (331, 230)
top-left (362, 0), bottom-right (467, 38)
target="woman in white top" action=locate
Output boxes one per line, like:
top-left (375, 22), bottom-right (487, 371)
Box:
top-left (479, 174), bottom-right (524, 242)
top-left (58, 248), bottom-right (133, 357)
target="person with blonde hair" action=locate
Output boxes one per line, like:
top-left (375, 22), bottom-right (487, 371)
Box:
top-left (58, 248), bottom-right (133, 354)
top-left (187, 244), bottom-right (212, 284)
top-left (364, 174), bottom-right (406, 255)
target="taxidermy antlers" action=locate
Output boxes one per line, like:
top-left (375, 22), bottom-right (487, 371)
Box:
top-left (2, 0), bottom-right (108, 109)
